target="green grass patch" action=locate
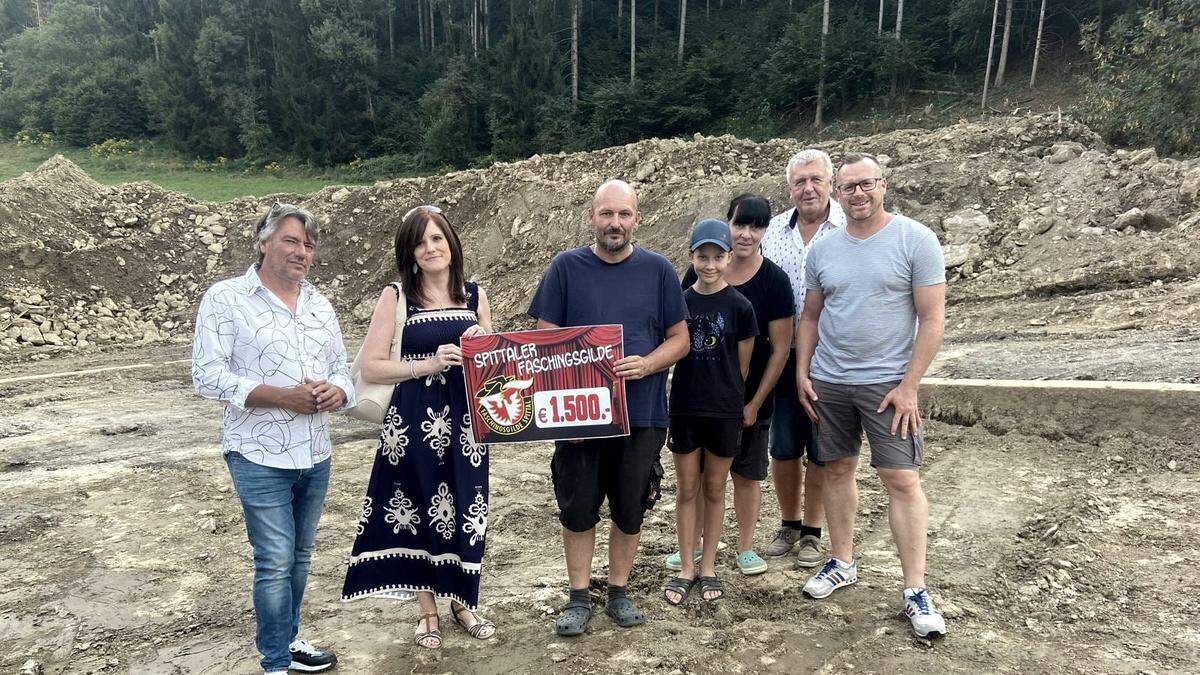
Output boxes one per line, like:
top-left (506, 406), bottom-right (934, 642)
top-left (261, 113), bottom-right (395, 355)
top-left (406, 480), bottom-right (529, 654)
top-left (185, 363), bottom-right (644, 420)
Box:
top-left (0, 140), bottom-right (371, 202)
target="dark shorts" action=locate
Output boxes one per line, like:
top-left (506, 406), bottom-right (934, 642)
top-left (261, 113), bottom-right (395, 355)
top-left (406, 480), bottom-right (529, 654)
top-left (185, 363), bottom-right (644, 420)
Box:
top-left (731, 421), bottom-right (770, 481)
top-left (811, 378), bottom-right (924, 470)
top-left (769, 351), bottom-right (823, 465)
top-left (552, 427), bottom-right (668, 535)
top-left (668, 415), bottom-right (742, 459)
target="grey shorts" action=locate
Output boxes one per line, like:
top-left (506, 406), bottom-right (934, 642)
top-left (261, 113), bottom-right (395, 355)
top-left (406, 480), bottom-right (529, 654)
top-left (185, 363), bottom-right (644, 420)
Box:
top-left (811, 378), bottom-right (924, 470)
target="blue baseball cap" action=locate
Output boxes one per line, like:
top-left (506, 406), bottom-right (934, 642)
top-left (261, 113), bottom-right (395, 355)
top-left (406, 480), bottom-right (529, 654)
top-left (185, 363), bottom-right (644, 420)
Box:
top-left (689, 218), bottom-right (732, 252)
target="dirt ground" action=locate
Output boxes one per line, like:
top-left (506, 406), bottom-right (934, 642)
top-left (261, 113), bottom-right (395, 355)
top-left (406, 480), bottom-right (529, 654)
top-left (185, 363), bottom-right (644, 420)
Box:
top-left (3, 112), bottom-right (1200, 673)
top-left (2, 344), bottom-right (1198, 675)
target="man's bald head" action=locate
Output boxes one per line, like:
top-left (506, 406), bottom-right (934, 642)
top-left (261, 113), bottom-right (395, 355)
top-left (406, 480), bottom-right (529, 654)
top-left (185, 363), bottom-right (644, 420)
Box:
top-left (592, 179), bottom-right (639, 211)
top-left (588, 179), bottom-right (642, 256)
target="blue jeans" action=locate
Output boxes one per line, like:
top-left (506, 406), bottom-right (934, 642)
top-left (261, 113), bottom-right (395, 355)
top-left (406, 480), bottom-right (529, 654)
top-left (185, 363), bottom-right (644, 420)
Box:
top-left (225, 453), bottom-right (331, 672)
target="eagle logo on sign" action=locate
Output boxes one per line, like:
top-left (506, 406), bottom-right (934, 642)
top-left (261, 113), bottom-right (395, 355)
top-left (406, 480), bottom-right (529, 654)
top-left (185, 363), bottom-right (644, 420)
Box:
top-left (476, 374), bottom-right (535, 437)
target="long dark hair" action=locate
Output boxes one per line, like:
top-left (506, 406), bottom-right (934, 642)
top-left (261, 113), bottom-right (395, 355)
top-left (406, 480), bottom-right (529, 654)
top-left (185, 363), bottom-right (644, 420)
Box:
top-left (394, 208), bottom-right (468, 307)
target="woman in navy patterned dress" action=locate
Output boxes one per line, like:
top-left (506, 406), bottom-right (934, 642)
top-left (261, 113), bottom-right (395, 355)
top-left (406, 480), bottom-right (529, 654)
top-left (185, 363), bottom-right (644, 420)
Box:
top-left (342, 206), bottom-right (495, 649)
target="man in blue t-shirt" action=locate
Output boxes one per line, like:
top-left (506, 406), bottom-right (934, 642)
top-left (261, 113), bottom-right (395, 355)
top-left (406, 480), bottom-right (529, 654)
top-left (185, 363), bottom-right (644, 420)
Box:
top-left (528, 179), bottom-right (689, 636)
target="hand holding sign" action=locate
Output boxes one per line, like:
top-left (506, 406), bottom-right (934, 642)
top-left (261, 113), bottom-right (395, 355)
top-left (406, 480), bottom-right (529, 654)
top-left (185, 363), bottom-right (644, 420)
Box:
top-left (461, 325), bottom-right (630, 445)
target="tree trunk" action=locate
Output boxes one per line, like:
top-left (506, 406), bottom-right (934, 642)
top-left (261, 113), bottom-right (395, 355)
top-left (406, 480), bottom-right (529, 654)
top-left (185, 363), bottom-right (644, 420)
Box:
top-left (877, 0), bottom-right (884, 35)
top-left (572, 0), bottom-right (580, 106)
top-left (484, 0), bottom-right (489, 49)
top-left (982, 0), bottom-right (1000, 107)
top-left (890, 0), bottom-right (904, 97)
top-left (1029, 0), bottom-right (1047, 87)
top-left (995, 0), bottom-right (1014, 87)
top-left (618, 0), bottom-right (623, 40)
top-left (388, 7), bottom-right (395, 57)
top-left (654, 0), bottom-right (658, 29)
top-left (417, 0), bottom-right (426, 51)
top-left (677, 0), bottom-right (686, 64)
top-left (815, 0), bottom-right (830, 127)
top-left (32, 0), bottom-right (42, 26)
top-left (472, 0), bottom-right (478, 58)
top-left (630, 0), bottom-right (637, 82)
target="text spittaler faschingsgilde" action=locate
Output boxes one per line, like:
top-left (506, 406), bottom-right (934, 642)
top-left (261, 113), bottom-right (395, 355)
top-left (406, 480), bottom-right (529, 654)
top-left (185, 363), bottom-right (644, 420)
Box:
top-left (471, 343), bottom-right (616, 376)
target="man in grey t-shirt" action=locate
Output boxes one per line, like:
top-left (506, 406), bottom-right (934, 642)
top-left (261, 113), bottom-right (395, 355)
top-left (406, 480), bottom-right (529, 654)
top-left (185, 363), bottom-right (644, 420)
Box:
top-left (795, 153), bottom-right (949, 639)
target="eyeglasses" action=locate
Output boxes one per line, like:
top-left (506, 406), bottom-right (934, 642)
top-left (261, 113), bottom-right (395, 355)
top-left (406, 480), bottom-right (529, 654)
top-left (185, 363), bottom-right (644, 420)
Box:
top-left (835, 178), bottom-right (884, 196)
top-left (403, 204), bottom-right (444, 220)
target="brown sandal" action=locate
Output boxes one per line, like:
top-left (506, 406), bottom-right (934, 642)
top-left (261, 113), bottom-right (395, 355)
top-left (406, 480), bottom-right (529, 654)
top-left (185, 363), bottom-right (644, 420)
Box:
top-left (415, 611), bottom-right (442, 649)
top-left (450, 602), bottom-right (496, 640)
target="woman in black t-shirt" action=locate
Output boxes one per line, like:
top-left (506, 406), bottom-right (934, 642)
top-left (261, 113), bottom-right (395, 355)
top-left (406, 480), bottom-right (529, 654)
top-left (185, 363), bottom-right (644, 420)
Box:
top-left (673, 195), bottom-right (794, 577)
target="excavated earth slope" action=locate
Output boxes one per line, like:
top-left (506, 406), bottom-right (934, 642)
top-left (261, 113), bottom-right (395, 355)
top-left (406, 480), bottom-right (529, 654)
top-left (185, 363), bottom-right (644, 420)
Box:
top-left (2, 112), bottom-right (1199, 380)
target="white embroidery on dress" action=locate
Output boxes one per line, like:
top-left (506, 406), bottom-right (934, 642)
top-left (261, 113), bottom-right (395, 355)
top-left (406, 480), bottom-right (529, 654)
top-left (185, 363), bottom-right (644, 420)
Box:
top-left (383, 486), bottom-right (420, 535)
top-left (356, 496), bottom-right (373, 536)
top-left (424, 371), bottom-right (447, 386)
top-left (421, 405), bottom-right (452, 462)
top-left (459, 413), bottom-right (487, 468)
top-left (427, 482), bottom-right (456, 540)
top-left (461, 489), bottom-right (488, 546)
top-left (380, 405), bottom-right (409, 465)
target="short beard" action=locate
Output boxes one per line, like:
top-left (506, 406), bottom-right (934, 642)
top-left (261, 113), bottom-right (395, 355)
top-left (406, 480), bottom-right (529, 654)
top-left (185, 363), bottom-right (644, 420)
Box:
top-left (596, 231), bottom-right (630, 253)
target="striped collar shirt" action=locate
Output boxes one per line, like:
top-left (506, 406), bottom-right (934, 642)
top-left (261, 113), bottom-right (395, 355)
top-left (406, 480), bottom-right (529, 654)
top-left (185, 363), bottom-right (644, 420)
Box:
top-left (192, 266), bottom-right (355, 469)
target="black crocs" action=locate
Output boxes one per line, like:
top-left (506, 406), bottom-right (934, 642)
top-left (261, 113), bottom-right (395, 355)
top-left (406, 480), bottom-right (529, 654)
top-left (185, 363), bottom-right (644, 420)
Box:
top-left (554, 599), bottom-right (593, 636)
top-left (604, 596), bottom-right (646, 627)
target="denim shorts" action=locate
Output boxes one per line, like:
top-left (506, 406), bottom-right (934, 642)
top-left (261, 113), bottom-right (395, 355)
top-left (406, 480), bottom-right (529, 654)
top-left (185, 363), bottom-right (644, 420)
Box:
top-left (769, 352), bottom-right (822, 465)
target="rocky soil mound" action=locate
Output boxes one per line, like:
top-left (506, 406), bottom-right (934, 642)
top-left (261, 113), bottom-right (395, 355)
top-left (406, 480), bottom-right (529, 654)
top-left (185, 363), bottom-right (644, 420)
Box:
top-left (2, 112), bottom-right (1198, 376)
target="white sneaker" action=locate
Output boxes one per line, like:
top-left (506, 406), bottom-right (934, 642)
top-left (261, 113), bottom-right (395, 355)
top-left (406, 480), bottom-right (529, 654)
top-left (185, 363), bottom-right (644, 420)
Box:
top-left (802, 557), bottom-right (857, 599)
top-left (903, 588), bottom-right (947, 638)
top-left (288, 638), bottom-right (338, 672)
top-left (265, 671), bottom-right (288, 675)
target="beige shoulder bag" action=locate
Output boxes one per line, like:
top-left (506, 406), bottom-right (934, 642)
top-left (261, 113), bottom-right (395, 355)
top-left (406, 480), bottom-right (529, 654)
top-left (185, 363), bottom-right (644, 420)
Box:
top-left (346, 282), bottom-right (406, 424)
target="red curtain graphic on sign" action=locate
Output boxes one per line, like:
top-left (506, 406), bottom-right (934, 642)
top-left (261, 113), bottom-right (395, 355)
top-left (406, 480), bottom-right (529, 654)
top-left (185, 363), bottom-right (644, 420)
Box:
top-left (461, 325), bottom-right (628, 444)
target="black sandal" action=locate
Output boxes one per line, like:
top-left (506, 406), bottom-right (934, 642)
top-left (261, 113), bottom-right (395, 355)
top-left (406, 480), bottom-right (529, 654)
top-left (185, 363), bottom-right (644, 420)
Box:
top-left (698, 575), bottom-right (724, 603)
top-left (451, 602), bottom-right (496, 640)
top-left (663, 576), bottom-right (697, 606)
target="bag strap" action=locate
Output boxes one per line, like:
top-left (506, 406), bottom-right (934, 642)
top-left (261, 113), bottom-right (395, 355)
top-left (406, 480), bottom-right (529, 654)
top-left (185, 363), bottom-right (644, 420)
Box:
top-left (390, 282), bottom-right (406, 358)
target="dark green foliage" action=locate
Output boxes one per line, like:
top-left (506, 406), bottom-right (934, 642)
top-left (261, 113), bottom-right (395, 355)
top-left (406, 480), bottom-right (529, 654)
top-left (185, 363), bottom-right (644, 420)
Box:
top-left (0, 0), bottom-right (1191, 173)
top-left (1082, 0), bottom-right (1200, 155)
top-left (0, 0), bottom-right (146, 145)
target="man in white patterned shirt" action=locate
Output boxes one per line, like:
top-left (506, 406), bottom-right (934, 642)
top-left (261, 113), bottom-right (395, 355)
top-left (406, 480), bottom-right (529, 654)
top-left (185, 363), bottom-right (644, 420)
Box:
top-left (759, 149), bottom-right (846, 569)
top-left (193, 202), bottom-right (352, 675)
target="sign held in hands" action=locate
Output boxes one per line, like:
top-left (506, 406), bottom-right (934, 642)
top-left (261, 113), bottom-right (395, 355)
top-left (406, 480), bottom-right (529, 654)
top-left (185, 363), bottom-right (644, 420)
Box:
top-left (461, 325), bottom-right (630, 444)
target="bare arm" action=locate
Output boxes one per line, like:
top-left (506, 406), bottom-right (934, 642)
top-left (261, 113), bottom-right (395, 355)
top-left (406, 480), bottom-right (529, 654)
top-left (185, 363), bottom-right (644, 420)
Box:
top-left (795, 289), bottom-right (824, 422)
top-left (737, 337), bottom-right (754, 381)
top-left (743, 316), bottom-right (793, 426)
top-left (878, 283), bottom-right (946, 438)
top-left (360, 287), bottom-right (445, 384)
top-left (475, 286), bottom-right (494, 332)
top-left (615, 320), bottom-right (689, 380)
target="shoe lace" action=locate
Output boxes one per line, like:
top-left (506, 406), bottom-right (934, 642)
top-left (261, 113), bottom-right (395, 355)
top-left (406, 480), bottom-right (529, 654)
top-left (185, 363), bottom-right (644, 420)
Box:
top-left (908, 590), bottom-right (934, 615)
top-left (291, 639), bottom-right (319, 656)
top-left (814, 558), bottom-right (839, 581)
